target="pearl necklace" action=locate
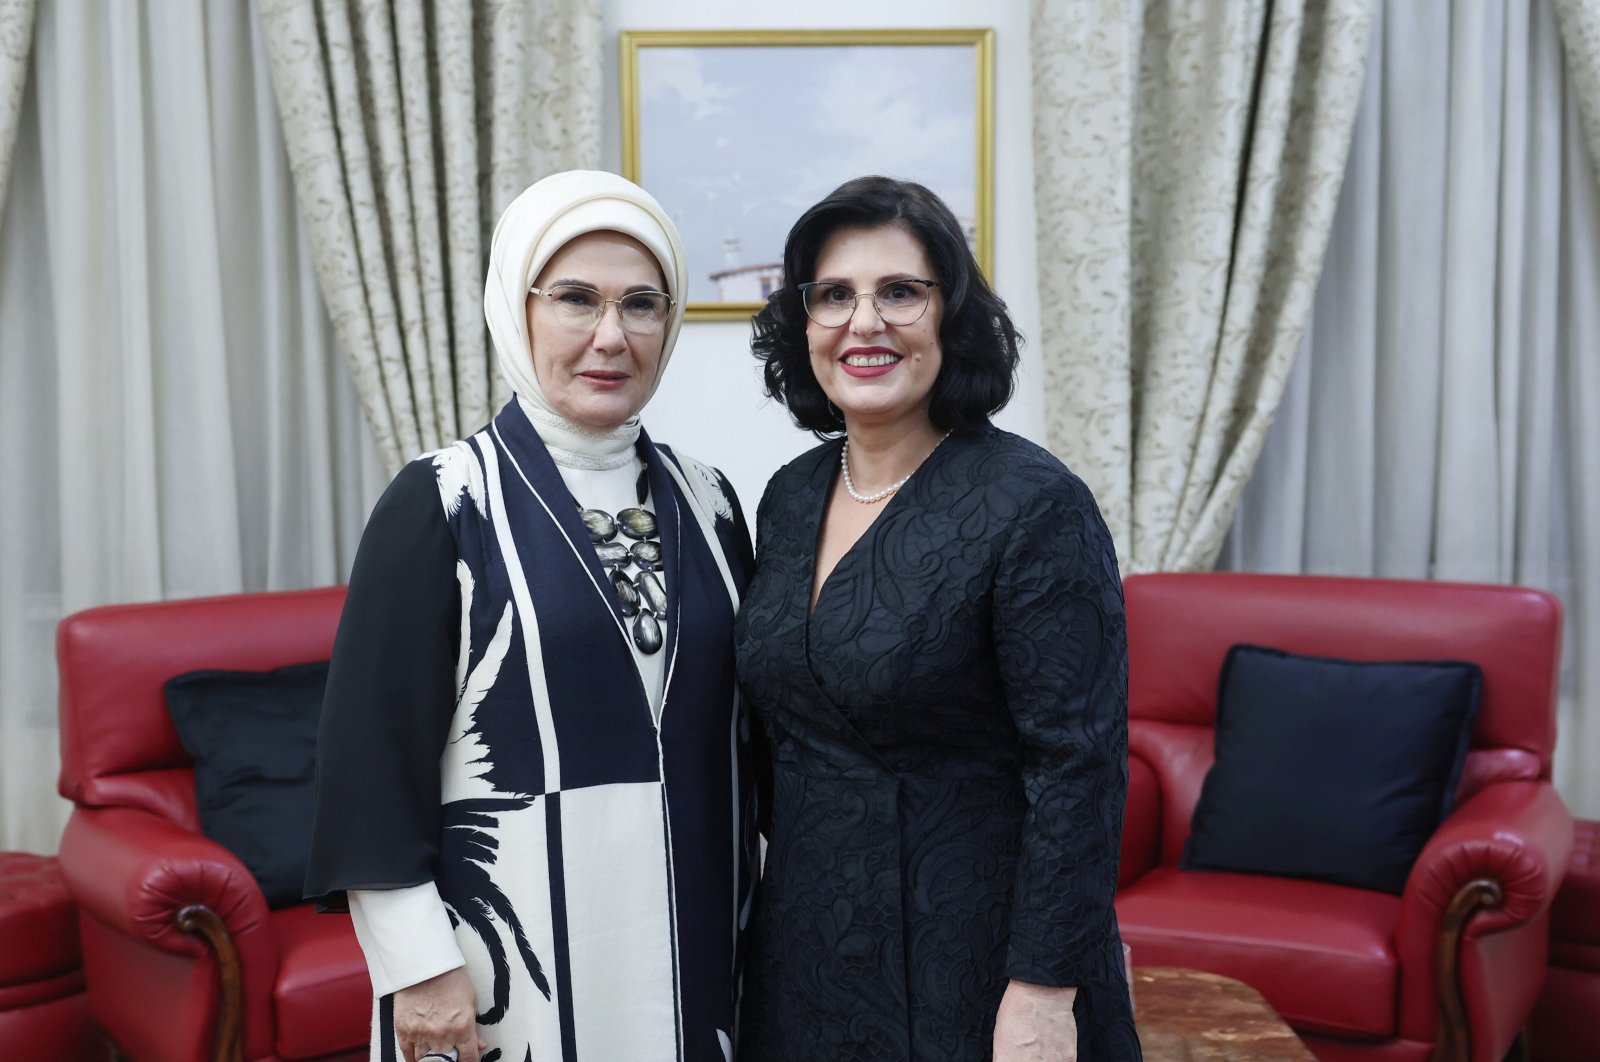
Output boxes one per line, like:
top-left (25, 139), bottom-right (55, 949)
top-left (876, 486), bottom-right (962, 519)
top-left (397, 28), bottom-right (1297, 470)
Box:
top-left (840, 432), bottom-right (952, 504)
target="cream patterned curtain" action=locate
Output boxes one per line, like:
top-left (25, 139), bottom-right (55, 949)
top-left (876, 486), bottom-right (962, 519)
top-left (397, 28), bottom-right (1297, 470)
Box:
top-left (1032, 0), bottom-right (1376, 572)
top-left (0, 0), bottom-right (34, 213)
top-left (259, 0), bottom-right (601, 472)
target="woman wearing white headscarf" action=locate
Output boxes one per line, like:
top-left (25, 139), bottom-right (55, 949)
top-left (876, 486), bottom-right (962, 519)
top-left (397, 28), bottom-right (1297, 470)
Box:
top-left (306, 171), bottom-right (757, 1062)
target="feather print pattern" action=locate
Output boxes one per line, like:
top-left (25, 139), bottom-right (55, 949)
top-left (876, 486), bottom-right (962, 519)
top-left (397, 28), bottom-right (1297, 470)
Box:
top-left (454, 560), bottom-right (475, 698)
top-left (430, 441), bottom-right (488, 518)
top-left (680, 454), bottom-right (734, 524)
top-left (449, 601), bottom-right (516, 793)
top-left (440, 798), bottom-right (550, 1020)
top-left (461, 602), bottom-right (513, 720)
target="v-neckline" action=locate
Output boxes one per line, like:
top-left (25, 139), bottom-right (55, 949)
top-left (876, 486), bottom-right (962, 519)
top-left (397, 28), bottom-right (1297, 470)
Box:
top-left (805, 433), bottom-right (956, 619)
top-left (806, 428), bottom-right (966, 617)
top-left (489, 403), bottom-right (683, 670)
top-left (807, 456), bottom-right (902, 616)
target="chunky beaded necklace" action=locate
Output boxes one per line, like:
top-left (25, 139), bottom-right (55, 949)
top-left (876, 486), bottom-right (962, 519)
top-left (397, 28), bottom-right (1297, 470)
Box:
top-left (840, 432), bottom-right (952, 505)
top-left (578, 462), bottom-right (666, 653)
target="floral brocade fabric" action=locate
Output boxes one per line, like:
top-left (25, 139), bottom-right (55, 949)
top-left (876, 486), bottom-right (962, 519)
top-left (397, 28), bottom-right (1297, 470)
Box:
top-left (734, 426), bottom-right (1142, 1061)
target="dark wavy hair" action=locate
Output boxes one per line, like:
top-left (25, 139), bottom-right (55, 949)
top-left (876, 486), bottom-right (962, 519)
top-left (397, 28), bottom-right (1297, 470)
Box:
top-left (750, 175), bottom-right (1021, 437)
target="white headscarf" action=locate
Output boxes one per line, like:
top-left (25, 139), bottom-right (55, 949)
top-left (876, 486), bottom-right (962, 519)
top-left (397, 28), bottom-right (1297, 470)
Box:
top-left (484, 170), bottom-right (688, 423)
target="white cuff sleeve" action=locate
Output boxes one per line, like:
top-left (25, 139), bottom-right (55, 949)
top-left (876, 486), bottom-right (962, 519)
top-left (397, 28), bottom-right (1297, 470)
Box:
top-left (347, 883), bottom-right (466, 997)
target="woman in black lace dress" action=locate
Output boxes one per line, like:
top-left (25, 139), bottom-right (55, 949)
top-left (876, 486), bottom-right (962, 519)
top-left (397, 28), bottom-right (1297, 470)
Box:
top-left (734, 176), bottom-right (1141, 1061)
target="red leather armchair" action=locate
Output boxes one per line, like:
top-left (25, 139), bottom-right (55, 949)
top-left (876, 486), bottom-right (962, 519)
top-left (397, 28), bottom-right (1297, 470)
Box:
top-left (56, 587), bottom-right (370, 1062)
top-left (1115, 573), bottom-right (1573, 1062)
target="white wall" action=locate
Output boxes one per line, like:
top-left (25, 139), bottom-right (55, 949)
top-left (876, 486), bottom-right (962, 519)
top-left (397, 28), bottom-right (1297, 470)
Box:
top-left (601, 0), bottom-right (1041, 507)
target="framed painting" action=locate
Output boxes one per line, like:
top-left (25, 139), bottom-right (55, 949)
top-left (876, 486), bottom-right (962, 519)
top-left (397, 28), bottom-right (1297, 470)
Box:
top-left (620, 28), bottom-right (994, 321)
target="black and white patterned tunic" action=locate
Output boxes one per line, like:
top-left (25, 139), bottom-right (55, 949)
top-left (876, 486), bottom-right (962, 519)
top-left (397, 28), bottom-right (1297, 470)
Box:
top-left (307, 399), bottom-right (757, 1061)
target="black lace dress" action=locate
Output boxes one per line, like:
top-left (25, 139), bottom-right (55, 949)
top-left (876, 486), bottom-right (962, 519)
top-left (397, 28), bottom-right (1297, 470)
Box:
top-left (734, 426), bottom-right (1142, 1060)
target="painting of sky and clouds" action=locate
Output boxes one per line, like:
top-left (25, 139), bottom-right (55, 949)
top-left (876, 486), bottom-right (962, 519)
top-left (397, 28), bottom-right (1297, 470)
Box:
top-left (635, 43), bottom-right (979, 304)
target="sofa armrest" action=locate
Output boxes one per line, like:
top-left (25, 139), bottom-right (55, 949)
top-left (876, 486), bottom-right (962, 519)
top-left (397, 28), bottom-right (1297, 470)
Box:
top-left (60, 806), bottom-right (270, 951)
top-left (1395, 781), bottom-right (1574, 1052)
top-left (59, 806), bottom-right (279, 1061)
top-left (1402, 781), bottom-right (1572, 936)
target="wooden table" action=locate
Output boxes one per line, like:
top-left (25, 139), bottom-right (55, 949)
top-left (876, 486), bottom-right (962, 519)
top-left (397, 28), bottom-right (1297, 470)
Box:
top-left (1133, 967), bottom-right (1317, 1061)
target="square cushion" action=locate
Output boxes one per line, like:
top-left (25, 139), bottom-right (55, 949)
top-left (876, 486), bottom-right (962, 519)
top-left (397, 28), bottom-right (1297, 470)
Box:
top-left (270, 905), bottom-right (371, 1059)
top-left (165, 661), bottom-right (328, 907)
top-left (1116, 866), bottom-right (1402, 1039)
top-left (1182, 645), bottom-right (1481, 894)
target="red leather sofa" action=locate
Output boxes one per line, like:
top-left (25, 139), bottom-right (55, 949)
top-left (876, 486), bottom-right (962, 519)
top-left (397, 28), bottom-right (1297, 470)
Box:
top-left (1114, 573), bottom-right (1573, 1062)
top-left (56, 587), bottom-right (369, 1062)
top-left (1529, 818), bottom-right (1600, 1061)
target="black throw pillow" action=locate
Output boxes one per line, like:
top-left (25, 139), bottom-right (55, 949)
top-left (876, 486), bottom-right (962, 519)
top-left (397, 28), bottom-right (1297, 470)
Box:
top-left (165, 661), bottom-right (328, 908)
top-left (1181, 644), bottom-right (1482, 895)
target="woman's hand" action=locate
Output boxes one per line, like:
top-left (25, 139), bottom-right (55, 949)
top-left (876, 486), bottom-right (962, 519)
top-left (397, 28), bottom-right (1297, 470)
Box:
top-left (395, 966), bottom-right (489, 1062)
top-left (994, 979), bottom-right (1078, 1062)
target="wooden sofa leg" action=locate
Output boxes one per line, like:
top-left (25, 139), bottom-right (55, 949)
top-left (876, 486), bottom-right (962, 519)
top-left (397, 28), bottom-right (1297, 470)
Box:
top-left (175, 904), bottom-right (245, 1062)
top-left (1433, 878), bottom-right (1504, 1062)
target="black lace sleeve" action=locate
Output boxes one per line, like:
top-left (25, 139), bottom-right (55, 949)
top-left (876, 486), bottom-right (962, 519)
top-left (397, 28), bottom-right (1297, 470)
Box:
top-left (992, 472), bottom-right (1129, 986)
top-left (303, 459), bottom-right (460, 909)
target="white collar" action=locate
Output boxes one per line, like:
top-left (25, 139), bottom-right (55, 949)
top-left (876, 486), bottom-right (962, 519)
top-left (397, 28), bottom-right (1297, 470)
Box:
top-left (518, 394), bottom-right (640, 471)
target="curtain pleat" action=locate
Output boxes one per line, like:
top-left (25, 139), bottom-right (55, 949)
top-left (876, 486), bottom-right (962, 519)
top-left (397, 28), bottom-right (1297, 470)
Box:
top-left (1030, 0), bottom-right (1137, 559)
top-left (1559, 94), bottom-right (1600, 819)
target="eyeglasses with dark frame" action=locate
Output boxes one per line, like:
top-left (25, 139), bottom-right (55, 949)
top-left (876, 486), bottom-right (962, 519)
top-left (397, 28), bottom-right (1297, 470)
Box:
top-left (529, 284), bottom-right (676, 335)
top-left (798, 279), bottom-right (942, 327)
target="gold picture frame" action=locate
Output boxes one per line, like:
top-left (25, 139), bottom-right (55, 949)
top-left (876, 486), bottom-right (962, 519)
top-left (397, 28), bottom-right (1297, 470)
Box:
top-left (620, 28), bottom-right (995, 322)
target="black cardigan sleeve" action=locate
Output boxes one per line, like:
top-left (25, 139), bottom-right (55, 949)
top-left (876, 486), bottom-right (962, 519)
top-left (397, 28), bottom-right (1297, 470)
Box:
top-left (304, 459), bottom-right (460, 909)
top-left (992, 471), bottom-right (1130, 986)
